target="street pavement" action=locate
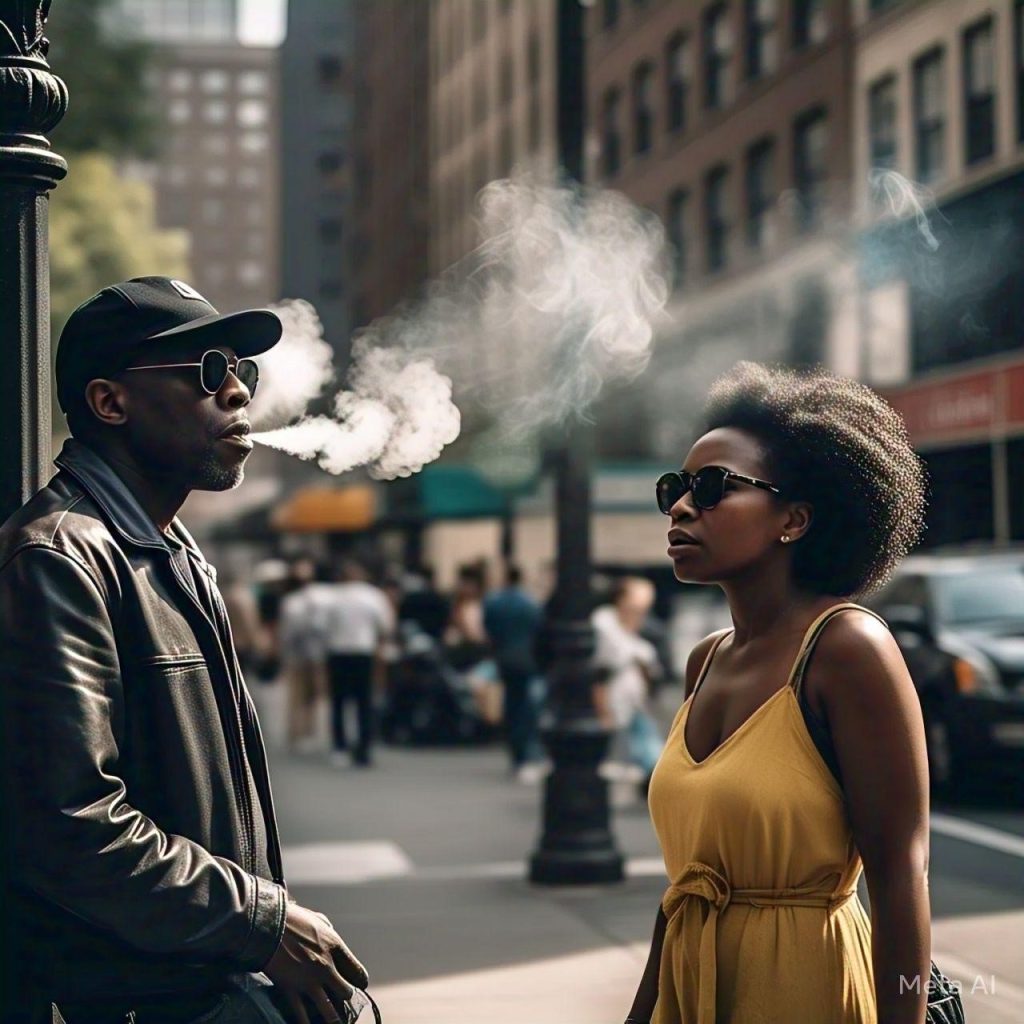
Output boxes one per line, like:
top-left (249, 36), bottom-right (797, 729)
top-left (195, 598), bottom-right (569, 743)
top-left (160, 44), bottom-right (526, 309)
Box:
top-left (252, 680), bottom-right (1024, 1024)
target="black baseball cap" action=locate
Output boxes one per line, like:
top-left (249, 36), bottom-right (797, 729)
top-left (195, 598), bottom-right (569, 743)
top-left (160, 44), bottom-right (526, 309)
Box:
top-left (55, 276), bottom-right (283, 414)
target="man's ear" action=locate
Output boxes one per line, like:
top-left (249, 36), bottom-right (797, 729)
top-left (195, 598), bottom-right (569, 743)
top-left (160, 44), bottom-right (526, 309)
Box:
top-left (84, 379), bottom-right (129, 428)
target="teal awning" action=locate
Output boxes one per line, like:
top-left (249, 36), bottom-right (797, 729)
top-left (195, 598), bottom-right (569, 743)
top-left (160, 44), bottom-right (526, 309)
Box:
top-left (418, 465), bottom-right (508, 519)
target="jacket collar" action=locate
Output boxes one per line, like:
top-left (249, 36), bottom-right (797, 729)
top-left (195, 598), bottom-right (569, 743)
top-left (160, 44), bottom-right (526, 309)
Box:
top-left (54, 438), bottom-right (200, 558)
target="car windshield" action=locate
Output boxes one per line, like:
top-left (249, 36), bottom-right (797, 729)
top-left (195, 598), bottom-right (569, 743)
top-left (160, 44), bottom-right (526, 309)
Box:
top-left (932, 567), bottom-right (1024, 627)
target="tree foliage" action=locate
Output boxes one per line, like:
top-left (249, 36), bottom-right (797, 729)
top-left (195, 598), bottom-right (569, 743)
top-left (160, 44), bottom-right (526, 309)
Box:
top-left (47, 0), bottom-right (158, 159)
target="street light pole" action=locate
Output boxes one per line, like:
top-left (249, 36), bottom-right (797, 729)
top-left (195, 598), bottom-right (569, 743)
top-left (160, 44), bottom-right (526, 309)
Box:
top-left (529, 0), bottom-right (625, 886)
top-left (0, 0), bottom-right (68, 522)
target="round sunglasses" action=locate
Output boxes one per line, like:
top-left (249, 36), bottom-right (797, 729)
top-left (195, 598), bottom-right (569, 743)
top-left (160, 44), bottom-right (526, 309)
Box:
top-left (656, 466), bottom-right (780, 514)
top-left (122, 349), bottom-right (260, 397)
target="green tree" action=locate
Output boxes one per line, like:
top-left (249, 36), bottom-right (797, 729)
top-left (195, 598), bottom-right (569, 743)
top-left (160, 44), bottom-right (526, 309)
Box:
top-left (49, 154), bottom-right (190, 434)
top-left (47, 0), bottom-right (157, 159)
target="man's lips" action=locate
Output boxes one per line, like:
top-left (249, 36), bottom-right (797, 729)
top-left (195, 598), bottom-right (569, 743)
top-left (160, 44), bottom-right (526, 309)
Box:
top-left (218, 422), bottom-right (253, 448)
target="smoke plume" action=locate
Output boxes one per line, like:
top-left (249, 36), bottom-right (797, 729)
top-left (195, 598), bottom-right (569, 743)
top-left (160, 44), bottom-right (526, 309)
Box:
top-left (248, 172), bottom-right (670, 479)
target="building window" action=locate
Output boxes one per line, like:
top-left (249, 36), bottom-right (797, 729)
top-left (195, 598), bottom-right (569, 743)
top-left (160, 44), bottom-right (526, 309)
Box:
top-left (472, 68), bottom-right (487, 126)
top-left (666, 189), bottom-right (688, 287)
top-left (746, 137), bottom-right (774, 248)
top-left (238, 99), bottom-right (267, 127)
top-left (602, 87), bottom-right (622, 177)
top-left (868, 75), bottom-right (897, 170)
top-left (500, 119), bottom-right (515, 170)
top-left (318, 55), bottom-right (343, 90)
top-left (665, 33), bottom-right (691, 133)
top-left (705, 165), bottom-right (729, 272)
top-left (603, 0), bottom-right (620, 30)
top-left (500, 53), bottom-right (514, 107)
top-left (240, 131), bottom-right (268, 153)
top-left (794, 108), bottom-right (828, 231)
top-left (868, 0), bottom-right (900, 12)
top-left (473, 0), bottom-right (488, 42)
top-left (792, 0), bottom-right (827, 50)
top-left (745, 0), bottom-right (777, 80)
top-left (963, 18), bottom-right (996, 165)
top-left (703, 4), bottom-right (732, 111)
top-left (237, 167), bottom-right (261, 189)
top-left (167, 98), bottom-right (191, 124)
top-left (238, 71), bottom-right (268, 95)
top-left (632, 62), bottom-right (654, 155)
top-left (913, 47), bottom-right (945, 185)
top-left (528, 32), bottom-right (541, 84)
top-left (238, 261), bottom-right (264, 287)
top-left (319, 218), bottom-right (343, 244)
top-left (204, 166), bottom-right (228, 187)
top-left (203, 99), bottom-right (228, 124)
top-left (201, 198), bottom-right (224, 224)
top-left (529, 92), bottom-right (542, 151)
top-left (167, 69), bottom-right (192, 92)
top-left (1017, 0), bottom-right (1024, 143)
top-left (200, 69), bottom-right (229, 93)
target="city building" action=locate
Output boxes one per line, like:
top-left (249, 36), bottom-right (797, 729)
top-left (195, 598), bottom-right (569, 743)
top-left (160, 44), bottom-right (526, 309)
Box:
top-left (852, 0), bottom-right (1024, 545)
top-left (351, 0), bottom-right (431, 326)
top-left (106, 0), bottom-right (281, 313)
top-left (429, 0), bottom-right (559, 273)
top-left (585, 0), bottom-right (858, 460)
top-left (108, 0), bottom-right (237, 44)
top-left (279, 0), bottom-right (354, 360)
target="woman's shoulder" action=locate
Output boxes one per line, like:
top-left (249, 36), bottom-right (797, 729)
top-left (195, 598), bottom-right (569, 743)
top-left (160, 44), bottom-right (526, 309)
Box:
top-left (683, 628), bottom-right (731, 699)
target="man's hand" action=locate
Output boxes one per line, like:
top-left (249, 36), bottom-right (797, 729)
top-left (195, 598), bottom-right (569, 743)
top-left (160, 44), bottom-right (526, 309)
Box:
top-left (265, 900), bottom-right (369, 1024)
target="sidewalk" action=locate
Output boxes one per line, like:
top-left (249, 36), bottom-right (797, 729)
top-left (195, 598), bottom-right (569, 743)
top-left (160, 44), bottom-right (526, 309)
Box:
top-left (256, 679), bottom-right (1024, 1024)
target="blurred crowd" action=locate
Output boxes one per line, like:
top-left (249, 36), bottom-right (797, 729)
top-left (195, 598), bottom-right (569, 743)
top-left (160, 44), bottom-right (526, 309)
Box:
top-left (222, 556), bottom-right (676, 785)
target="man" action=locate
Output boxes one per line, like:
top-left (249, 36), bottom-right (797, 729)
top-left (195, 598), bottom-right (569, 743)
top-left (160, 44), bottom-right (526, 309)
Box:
top-left (397, 565), bottom-right (450, 641)
top-left (0, 278), bottom-right (367, 1024)
top-left (483, 566), bottom-right (543, 776)
top-left (322, 560), bottom-right (394, 768)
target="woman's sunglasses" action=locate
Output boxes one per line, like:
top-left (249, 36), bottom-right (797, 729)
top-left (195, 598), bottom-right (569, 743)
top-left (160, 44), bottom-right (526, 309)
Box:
top-left (656, 466), bottom-right (780, 514)
top-left (122, 349), bottom-right (260, 397)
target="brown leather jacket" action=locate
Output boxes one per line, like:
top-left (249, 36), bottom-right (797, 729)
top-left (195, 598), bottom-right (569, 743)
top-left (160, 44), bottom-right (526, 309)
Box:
top-left (0, 440), bottom-right (287, 1019)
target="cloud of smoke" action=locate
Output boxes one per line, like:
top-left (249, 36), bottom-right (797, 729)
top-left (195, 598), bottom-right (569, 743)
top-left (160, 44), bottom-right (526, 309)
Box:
top-left (248, 172), bottom-right (670, 479)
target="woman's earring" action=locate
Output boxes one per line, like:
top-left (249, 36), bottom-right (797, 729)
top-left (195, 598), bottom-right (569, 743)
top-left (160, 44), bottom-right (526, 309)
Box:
top-left (781, 535), bottom-right (791, 543)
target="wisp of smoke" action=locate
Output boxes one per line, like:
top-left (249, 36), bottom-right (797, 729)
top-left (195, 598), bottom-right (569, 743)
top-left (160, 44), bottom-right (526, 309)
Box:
top-left (249, 173), bottom-right (669, 477)
top-left (868, 169), bottom-right (941, 251)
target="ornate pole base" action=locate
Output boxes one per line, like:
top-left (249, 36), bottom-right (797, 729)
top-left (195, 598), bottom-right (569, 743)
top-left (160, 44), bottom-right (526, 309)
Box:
top-left (529, 718), bottom-right (625, 885)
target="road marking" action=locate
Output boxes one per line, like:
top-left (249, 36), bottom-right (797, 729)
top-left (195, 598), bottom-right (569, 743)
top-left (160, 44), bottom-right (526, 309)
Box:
top-left (932, 950), bottom-right (1024, 1020)
top-left (931, 813), bottom-right (1024, 859)
top-left (282, 841), bottom-right (413, 884)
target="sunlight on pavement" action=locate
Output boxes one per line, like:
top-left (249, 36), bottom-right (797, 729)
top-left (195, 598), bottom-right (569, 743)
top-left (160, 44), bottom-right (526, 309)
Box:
top-left (371, 942), bottom-right (649, 1024)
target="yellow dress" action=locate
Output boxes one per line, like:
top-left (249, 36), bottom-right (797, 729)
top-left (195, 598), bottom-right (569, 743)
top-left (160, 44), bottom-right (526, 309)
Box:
top-left (647, 603), bottom-right (878, 1024)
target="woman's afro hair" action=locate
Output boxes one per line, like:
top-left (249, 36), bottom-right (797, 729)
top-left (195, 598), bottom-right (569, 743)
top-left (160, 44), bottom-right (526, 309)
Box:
top-left (701, 361), bottom-right (928, 597)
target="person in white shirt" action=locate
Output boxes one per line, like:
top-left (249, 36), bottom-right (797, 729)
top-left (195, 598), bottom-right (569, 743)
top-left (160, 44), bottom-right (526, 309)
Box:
top-left (322, 559), bottom-right (395, 767)
top-left (591, 577), bottom-right (664, 784)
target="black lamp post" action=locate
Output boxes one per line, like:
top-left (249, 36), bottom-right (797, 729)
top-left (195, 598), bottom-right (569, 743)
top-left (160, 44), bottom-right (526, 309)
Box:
top-left (529, 0), bottom-right (625, 886)
top-left (0, 0), bottom-right (67, 523)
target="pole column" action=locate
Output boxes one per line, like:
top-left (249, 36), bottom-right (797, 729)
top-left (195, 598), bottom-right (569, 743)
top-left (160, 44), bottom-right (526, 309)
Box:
top-left (529, 0), bottom-right (625, 887)
top-left (0, 0), bottom-right (68, 522)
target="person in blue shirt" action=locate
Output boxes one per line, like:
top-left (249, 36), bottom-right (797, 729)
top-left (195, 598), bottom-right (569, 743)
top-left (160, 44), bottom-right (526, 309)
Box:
top-left (483, 565), bottom-right (544, 773)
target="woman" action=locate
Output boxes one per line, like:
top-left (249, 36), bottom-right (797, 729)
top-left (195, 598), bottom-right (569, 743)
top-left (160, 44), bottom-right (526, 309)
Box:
top-left (627, 362), bottom-right (931, 1024)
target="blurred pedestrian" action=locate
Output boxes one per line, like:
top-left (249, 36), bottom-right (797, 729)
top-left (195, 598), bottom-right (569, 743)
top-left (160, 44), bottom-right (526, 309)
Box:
top-left (592, 577), bottom-right (664, 787)
top-left (484, 565), bottom-right (544, 774)
top-left (627, 363), bottom-right (933, 1024)
top-left (323, 559), bottom-right (395, 767)
top-left (0, 278), bottom-right (368, 1023)
top-left (279, 559), bottom-right (331, 753)
top-left (398, 564), bottom-right (451, 641)
top-left (220, 567), bottom-right (271, 685)
top-left (445, 564), bottom-right (489, 669)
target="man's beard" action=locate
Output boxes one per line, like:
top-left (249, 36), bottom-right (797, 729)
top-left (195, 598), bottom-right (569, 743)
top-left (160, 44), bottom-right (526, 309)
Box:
top-left (194, 445), bottom-right (246, 491)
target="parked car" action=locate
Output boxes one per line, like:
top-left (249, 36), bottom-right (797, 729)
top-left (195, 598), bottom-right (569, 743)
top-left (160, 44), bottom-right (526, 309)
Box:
top-left (869, 551), bottom-right (1024, 796)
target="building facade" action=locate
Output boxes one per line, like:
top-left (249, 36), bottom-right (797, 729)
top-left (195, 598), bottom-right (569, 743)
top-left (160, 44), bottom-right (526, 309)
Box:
top-left (852, 0), bottom-right (1024, 546)
top-left (279, 0), bottom-right (355, 360)
top-left (429, 0), bottom-right (559, 273)
top-left (107, 0), bottom-right (281, 313)
top-left (586, 0), bottom-right (858, 460)
top-left (146, 44), bottom-right (281, 312)
top-left (351, 0), bottom-right (431, 326)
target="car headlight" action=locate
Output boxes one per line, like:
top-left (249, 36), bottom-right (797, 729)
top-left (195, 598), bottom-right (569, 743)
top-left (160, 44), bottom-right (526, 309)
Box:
top-left (939, 637), bottom-right (1003, 697)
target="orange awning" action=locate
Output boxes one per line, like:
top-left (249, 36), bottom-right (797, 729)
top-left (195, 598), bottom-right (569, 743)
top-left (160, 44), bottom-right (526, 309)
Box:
top-left (271, 485), bottom-right (376, 533)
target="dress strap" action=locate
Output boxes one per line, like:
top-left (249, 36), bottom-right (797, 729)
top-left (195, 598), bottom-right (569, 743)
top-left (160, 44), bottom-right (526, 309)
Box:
top-left (691, 628), bottom-right (732, 700)
top-left (786, 602), bottom-right (889, 699)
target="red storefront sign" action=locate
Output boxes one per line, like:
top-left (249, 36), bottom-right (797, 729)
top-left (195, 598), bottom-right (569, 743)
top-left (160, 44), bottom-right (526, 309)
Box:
top-left (885, 356), bottom-right (1024, 447)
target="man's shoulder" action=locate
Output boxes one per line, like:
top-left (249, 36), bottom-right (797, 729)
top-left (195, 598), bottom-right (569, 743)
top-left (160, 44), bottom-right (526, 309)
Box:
top-left (0, 473), bottom-right (116, 577)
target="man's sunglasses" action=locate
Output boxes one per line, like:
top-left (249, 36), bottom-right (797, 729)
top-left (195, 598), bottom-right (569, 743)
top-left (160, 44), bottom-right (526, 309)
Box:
top-left (122, 349), bottom-right (260, 397)
top-left (656, 465), bottom-right (780, 514)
